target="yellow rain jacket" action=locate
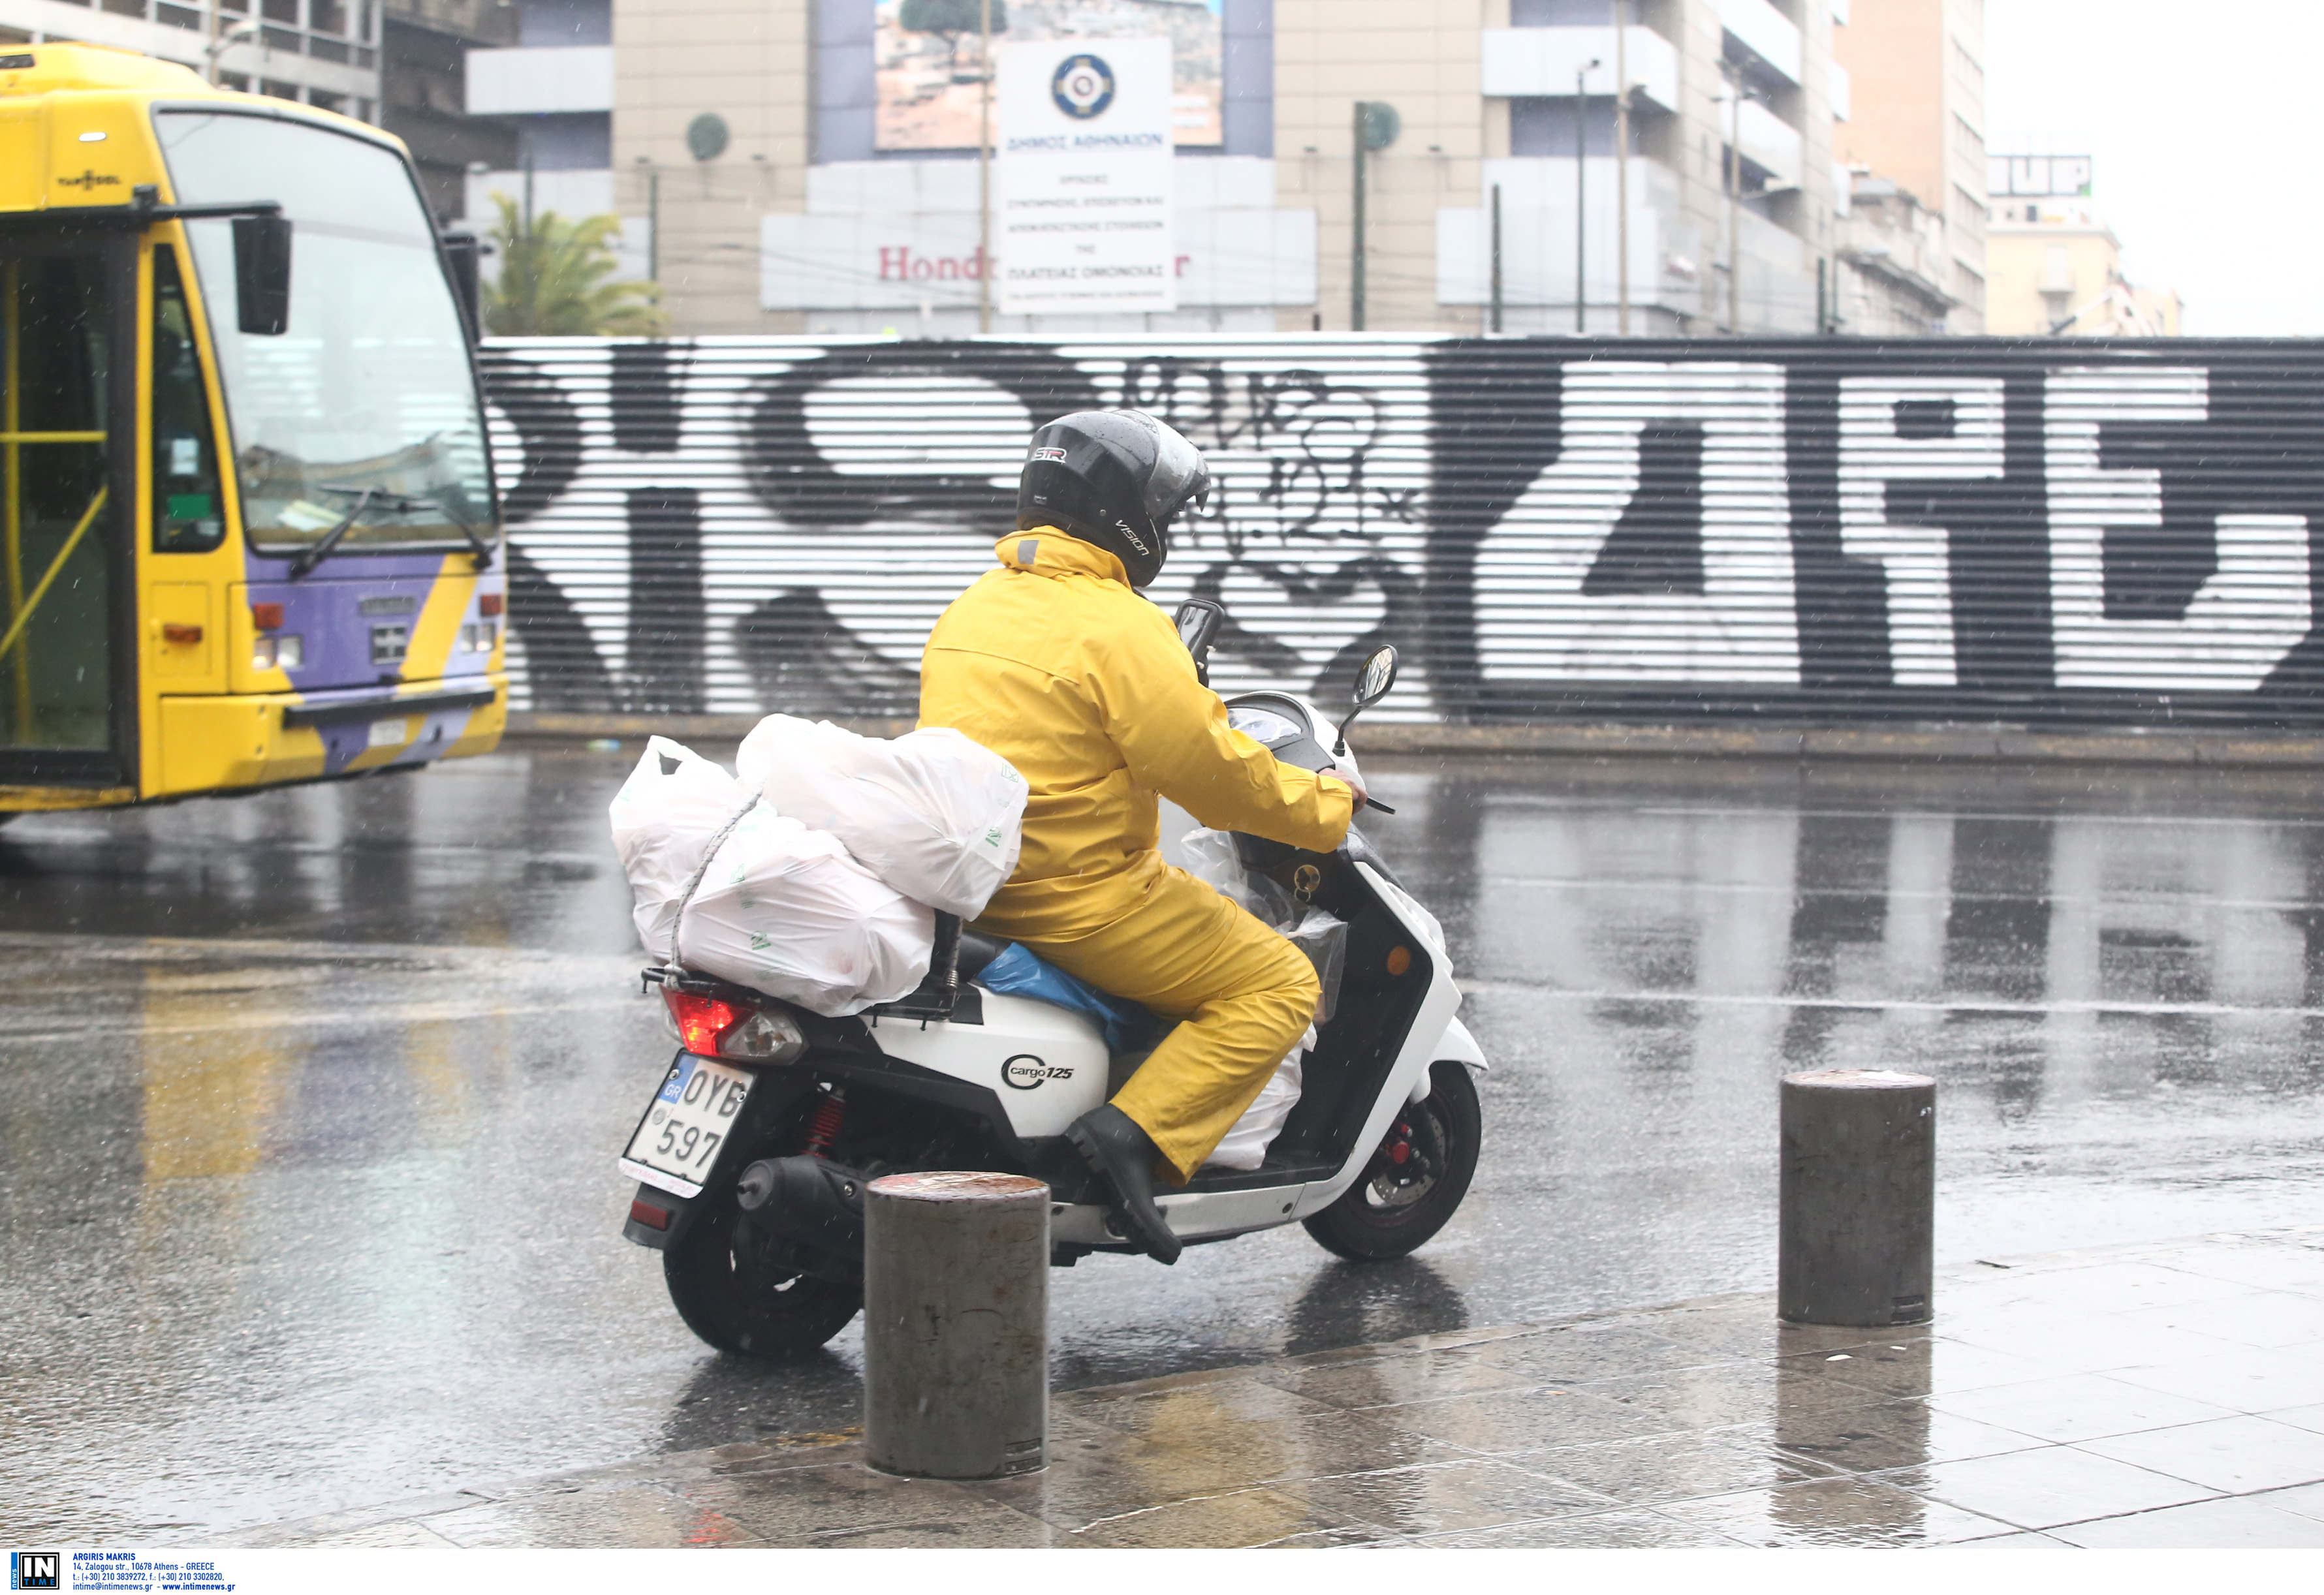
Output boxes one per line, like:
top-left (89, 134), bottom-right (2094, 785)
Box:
top-left (919, 531), bottom-right (1358, 1178)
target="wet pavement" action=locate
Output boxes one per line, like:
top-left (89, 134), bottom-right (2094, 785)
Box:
top-left (5, 746), bottom-right (2324, 1541)
top-left (207, 1229), bottom-right (2324, 1548)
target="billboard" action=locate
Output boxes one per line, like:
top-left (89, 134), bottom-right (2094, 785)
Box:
top-left (1988, 155), bottom-right (2094, 198)
top-left (874, 0), bottom-right (1223, 151)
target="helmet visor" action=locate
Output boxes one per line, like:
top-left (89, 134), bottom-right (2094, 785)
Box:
top-left (1140, 423), bottom-right (1212, 525)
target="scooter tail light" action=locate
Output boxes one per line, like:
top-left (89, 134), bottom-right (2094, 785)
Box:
top-left (663, 989), bottom-right (743, 1055)
top-left (659, 987), bottom-right (806, 1064)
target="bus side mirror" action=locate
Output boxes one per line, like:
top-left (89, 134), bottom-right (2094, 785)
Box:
top-left (232, 215), bottom-right (292, 335)
top-left (439, 228), bottom-right (482, 345)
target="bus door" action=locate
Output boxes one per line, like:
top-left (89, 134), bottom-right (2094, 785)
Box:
top-left (0, 229), bottom-right (134, 793)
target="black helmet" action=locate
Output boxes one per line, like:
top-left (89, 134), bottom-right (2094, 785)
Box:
top-left (1016, 409), bottom-right (1211, 589)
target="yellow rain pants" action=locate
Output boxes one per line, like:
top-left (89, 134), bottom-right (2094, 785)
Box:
top-left (919, 531), bottom-right (1357, 1181)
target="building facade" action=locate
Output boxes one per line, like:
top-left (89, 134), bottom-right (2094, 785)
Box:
top-left (458, 0), bottom-right (1852, 338)
top-left (0, 0), bottom-right (385, 114)
top-left (1985, 198), bottom-right (2180, 338)
top-left (382, 0), bottom-right (517, 219)
top-left (1830, 0), bottom-right (1984, 331)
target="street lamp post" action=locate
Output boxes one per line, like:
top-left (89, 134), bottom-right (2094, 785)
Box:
top-left (1575, 57), bottom-right (1599, 334)
top-left (204, 5), bottom-right (257, 86)
top-left (1614, 0), bottom-right (1631, 334)
top-left (977, 0), bottom-right (994, 334)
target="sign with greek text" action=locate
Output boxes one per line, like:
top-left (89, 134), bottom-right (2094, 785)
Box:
top-left (995, 36), bottom-right (1175, 315)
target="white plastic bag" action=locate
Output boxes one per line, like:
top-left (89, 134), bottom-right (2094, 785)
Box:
top-left (677, 803), bottom-right (935, 1017)
top-left (607, 736), bottom-right (935, 1017)
top-left (1205, 1025), bottom-right (1316, 1171)
top-left (608, 736), bottom-right (753, 959)
top-left (1180, 827), bottom-right (1348, 1020)
top-left (736, 715), bottom-right (1028, 920)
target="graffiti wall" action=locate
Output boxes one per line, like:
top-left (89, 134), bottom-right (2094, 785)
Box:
top-left (482, 336), bottom-right (2324, 728)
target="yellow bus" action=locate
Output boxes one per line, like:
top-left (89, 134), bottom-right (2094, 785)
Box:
top-left (0, 42), bottom-right (505, 816)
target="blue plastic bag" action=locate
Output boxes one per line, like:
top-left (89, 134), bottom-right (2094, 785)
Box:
top-left (975, 943), bottom-right (1160, 1054)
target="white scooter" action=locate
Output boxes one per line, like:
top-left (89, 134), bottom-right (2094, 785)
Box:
top-left (614, 612), bottom-right (1489, 1359)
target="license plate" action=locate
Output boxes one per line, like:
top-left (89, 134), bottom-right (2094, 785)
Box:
top-left (620, 1055), bottom-right (755, 1198)
top-left (367, 715), bottom-right (409, 749)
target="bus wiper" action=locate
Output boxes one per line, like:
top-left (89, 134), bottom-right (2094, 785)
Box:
top-left (417, 483), bottom-right (496, 571)
top-left (289, 486), bottom-right (378, 578)
top-left (292, 483), bottom-right (495, 574)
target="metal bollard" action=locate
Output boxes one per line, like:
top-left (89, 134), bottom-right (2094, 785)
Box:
top-left (863, 1171), bottom-right (1050, 1479)
top-left (1779, 1069), bottom-right (1935, 1327)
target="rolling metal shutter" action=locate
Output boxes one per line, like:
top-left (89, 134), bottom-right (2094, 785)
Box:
top-left (482, 336), bottom-right (2324, 728)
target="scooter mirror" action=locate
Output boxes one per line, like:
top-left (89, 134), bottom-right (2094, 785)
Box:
top-left (1351, 644), bottom-right (1399, 710)
top-left (1174, 598), bottom-right (1225, 686)
top-left (1333, 643), bottom-right (1400, 758)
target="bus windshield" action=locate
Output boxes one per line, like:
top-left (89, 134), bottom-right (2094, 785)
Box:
top-left (154, 110), bottom-right (494, 559)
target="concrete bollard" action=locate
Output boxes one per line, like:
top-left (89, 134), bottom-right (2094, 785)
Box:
top-left (863, 1171), bottom-right (1050, 1479)
top-left (1779, 1069), bottom-right (1935, 1327)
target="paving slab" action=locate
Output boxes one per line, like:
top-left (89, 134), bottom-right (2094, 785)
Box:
top-left (196, 1228), bottom-right (2324, 1551)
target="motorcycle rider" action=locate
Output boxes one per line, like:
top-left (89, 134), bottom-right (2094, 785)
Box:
top-left (918, 410), bottom-right (1366, 1263)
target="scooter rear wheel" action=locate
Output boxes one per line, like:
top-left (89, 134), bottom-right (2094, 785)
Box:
top-left (1302, 1059), bottom-right (1481, 1261)
top-left (663, 1189), bottom-right (862, 1359)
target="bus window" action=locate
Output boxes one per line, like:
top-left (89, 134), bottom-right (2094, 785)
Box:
top-left (151, 246), bottom-right (225, 555)
top-left (1, 249), bottom-right (113, 752)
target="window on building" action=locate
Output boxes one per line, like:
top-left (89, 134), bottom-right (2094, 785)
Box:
top-left (157, 4), bottom-right (204, 30)
top-left (311, 0), bottom-right (345, 32)
top-left (260, 78), bottom-right (301, 101)
top-left (308, 88), bottom-right (346, 114)
top-left (261, 0), bottom-right (298, 22)
top-left (1511, 97), bottom-right (1628, 158)
top-left (1511, 0), bottom-right (1618, 22)
top-left (1952, 113), bottom-right (1984, 164)
top-left (1952, 183), bottom-right (1987, 233)
top-left (99, 0), bottom-right (148, 17)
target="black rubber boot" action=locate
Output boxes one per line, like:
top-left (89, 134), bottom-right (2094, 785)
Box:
top-left (1065, 1105), bottom-right (1183, 1265)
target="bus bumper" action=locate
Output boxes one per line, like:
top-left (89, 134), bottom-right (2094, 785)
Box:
top-left (153, 677), bottom-right (508, 798)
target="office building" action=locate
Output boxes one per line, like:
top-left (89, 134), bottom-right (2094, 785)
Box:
top-left (1830, 0), bottom-right (1985, 330)
top-left (454, 0), bottom-right (1850, 338)
top-left (0, 0), bottom-right (383, 114)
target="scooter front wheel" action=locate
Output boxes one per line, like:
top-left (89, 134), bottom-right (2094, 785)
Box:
top-left (1302, 1059), bottom-right (1481, 1261)
top-left (663, 1188), bottom-right (862, 1359)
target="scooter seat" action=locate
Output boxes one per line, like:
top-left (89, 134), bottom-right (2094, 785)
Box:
top-left (956, 929), bottom-right (1014, 982)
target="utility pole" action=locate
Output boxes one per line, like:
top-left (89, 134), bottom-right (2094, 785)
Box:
top-left (1723, 65), bottom-right (1742, 335)
top-left (977, 0), bottom-right (994, 333)
top-left (1614, 0), bottom-right (1631, 334)
top-left (1489, 183), bottom-right (1503, 334)
top-left (646, 162), bottom-right (661, 283)
top-left (1575, 57), bottom-right (1598, 334)
top-left (1351, 101), bottom-right (1368, 332)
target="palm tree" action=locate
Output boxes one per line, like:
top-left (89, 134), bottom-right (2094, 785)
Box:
top-left (482, 194), bottom-right (667, 337)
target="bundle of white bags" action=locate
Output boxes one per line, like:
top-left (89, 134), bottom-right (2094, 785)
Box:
top-left (608, 721), bottom-right (1028, 1017)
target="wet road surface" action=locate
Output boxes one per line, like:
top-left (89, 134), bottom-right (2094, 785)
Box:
top-left (4, 746), bottom-right (2323, 1539)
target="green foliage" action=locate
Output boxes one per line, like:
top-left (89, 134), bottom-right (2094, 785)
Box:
top-left (481, 194), bottom-right (666, 338)
top-left (899, 0), bottom-right (1007, 37)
